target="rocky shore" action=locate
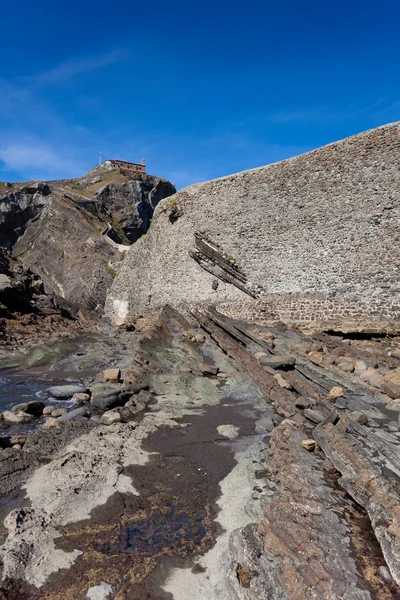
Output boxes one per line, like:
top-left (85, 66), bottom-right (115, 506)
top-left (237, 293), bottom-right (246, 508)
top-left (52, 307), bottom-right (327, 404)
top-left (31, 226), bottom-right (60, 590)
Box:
top-left (0, 307), bottom-right (399, 599)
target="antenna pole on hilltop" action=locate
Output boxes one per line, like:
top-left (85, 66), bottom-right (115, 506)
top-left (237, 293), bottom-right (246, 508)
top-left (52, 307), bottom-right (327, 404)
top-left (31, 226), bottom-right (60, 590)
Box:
top-left (99, 151), bottom-right (102, 165)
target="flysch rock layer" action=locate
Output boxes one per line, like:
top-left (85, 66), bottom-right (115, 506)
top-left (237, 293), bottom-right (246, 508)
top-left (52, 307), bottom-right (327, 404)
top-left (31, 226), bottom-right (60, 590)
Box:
top-left (106, 122), bottom-right (400, 329)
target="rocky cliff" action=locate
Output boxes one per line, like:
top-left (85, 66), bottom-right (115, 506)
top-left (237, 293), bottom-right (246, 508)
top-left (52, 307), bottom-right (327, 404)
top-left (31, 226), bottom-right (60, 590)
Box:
top-left (106, 122), bottom-right (400, 329)
top-left (0, 168), bottom-right (175, 316)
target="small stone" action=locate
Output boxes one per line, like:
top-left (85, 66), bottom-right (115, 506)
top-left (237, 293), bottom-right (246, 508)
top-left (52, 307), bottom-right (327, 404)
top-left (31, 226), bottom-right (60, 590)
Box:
top-left (72, 393), bottom-right (91, 402)
top-left (43, 405), bottom-right (56, 416)
top-left (195, 333), bottom-right (205, 343)
top-left (330, 347), bottom-right (345, 357)
top-left (199, 364), bottom-right (219, 376)
top-left (301, 439), bottom-right (320, 452)
top-left (12, 444), bottom-right (22, 450)
top-left (390, 348), bottom-right (400, 360)
top-left (304, 409), bottom-right (325, 424)
top-left (217, 424), bottom-right (239, 438)
top-left (259, 355), bottom-right (296, 370)
top-left (216, 372), bottom-right (232, 379)
top-left (307, 351), bottom-right (325, 366)
top-left (103, 368), bottom-right (121, 384)
top-left (354, 360), bottom-right (367, 376)
top-left (336, 359), bottom-right (355, 373)
top-left (254, 352), bottom-right (268, 359)
top-left (360, 368), bottom-right (384, 388)
top-left (274, 373), bottom-right (292, 389)
top-left (101, 411), bottom-right (122, 425)
top-left (86, 580), bottom-right (116, 600)
top-left (382, 371), bottom-right (400, 399)
top-left (295, 397), bottom-right (312, 409)
top-left (51, 408), bottom-right (68, 418)
top-left (349, 411), bottom-right (368, 425)
top-left (327, 386), bottom-right (344, 401)
top-left (10, 434), bottom-right (26, 446)
top-left (378, 565), bottom-right (392, 583)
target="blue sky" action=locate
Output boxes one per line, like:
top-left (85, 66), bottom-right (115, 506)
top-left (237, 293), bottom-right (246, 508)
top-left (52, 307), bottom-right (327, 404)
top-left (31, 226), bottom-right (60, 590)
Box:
top-left (1, 0), bottom-right (400, 189)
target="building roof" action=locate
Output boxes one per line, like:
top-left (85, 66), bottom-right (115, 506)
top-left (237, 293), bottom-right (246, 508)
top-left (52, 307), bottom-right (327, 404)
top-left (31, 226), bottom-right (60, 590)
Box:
top-left (107, 159), bottom-right (144, 166)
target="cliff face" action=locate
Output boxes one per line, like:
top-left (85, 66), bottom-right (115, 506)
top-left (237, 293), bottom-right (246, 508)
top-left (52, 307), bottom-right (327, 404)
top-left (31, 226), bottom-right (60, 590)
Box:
top-left (0, 168), bottom-right (175, 316)
top-left (105, 122), bottom-right (400, 328)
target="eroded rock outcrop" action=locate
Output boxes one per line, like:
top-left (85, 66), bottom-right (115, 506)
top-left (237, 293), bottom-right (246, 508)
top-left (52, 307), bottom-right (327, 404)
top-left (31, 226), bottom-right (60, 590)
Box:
top-left (0, 168), bottom-right (175, 317)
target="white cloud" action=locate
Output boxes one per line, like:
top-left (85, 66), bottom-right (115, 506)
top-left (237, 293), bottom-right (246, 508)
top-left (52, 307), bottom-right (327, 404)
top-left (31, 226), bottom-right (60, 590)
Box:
top-left (23, 50), bottom-right (126, 86)
top-left (0, 140), bottom-right (84, 180)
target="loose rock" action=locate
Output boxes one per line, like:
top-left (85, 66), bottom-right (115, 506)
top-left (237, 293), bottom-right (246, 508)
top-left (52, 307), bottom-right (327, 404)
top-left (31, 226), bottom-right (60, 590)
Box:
top-left (327, 386), bottom-right (344, 401)
top-left (103, 368), bottom-right (121, 384)
top-left (382, 371), bottom-right (400, 399)
top-left (100, 411), bottom-right (122, 425)
top-left (258, 355), bottom-right (295, 370)
top-left (273, 373), bottom-right (292, 389)
top-left (301, 439), bottom-right (320, 452)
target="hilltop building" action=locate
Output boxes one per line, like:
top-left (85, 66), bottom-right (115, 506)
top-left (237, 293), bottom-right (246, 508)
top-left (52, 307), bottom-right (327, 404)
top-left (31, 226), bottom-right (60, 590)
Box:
top-left (104, 158), bottom-right (146, 173)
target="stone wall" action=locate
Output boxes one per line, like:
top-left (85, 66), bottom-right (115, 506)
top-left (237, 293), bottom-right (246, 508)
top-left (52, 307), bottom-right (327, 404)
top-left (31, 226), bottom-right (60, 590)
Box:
top-left (105, 122), bottom-right (400, 327)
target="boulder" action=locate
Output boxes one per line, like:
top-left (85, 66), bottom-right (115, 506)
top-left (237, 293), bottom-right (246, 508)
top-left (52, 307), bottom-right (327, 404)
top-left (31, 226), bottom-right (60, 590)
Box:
top-left (273, 373), bottom-right (292, 390)
top-left (2, 411), bottom-right (34, 424)
top-left (101, 411), bottom-right (122, 425)
top-left (42, 405), bottom-right (56, 416)
top-left (258, 355), bottom-right (296, 370)
top-left (47, 384), bottom-right (89, 399)
top-left (390, 348), bottom-right (400, 360)
top-left (382, 371), bottom-right (400, 399)
top-left (11, 401), bottom-right (45, 416)
top-left (103, 368), bottom-right (121, 384)
top-left (91, 384), bottom-right (133, 411)
top-left (57, 407), bottom-right (91, 423)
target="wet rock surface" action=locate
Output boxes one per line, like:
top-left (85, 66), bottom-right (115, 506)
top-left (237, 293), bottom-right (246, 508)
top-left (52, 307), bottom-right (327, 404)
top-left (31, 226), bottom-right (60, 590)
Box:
top-left (0, 308), bottom-right (400, 599)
